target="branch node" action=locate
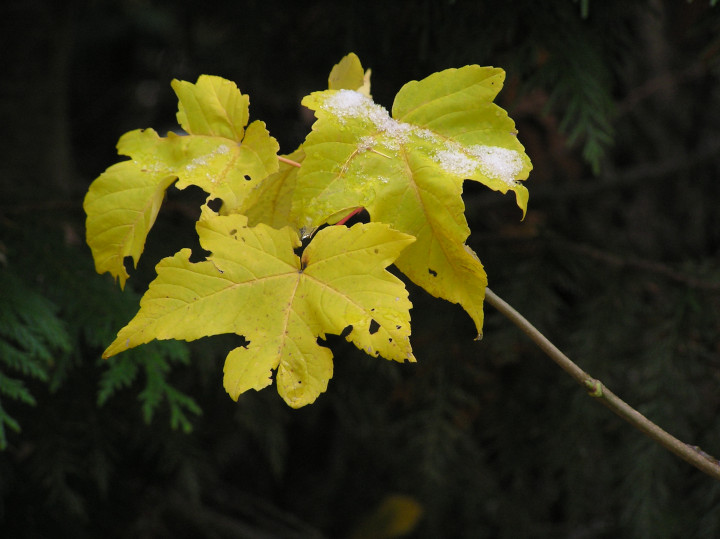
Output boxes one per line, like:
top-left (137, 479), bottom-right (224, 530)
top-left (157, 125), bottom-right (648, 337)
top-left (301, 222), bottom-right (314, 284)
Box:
top-left (584, 378), bottom-right (603, 397)
top-left (484, 287), bottom-right (720, 482)
top-left (688, 444), bottom-right (720, 466)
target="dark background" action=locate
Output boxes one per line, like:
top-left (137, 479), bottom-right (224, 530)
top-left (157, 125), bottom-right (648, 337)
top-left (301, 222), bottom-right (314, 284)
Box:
top-left (2, 1), bottom-right (720, 537)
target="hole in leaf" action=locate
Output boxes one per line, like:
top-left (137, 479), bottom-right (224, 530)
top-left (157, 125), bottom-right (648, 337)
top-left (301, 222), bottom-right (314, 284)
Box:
top-left (369, 319), bottom-right (380, 335)
top-left (244, 175), bottom-right (251, 182)
top-left (207, 198), bottom-right (223, 212)
top-left (339, 325), bottom-right (353, 338)
top-left (428, 268), bottom-right (438, 277)
top-left (188, 247), bottom-right (212, 263)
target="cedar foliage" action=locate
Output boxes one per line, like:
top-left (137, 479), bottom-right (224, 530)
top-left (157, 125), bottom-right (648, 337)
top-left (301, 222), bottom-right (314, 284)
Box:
top-left (2, 1), bottom-right (720, 537)
top-left (0, 271), bottom-right (69, 449)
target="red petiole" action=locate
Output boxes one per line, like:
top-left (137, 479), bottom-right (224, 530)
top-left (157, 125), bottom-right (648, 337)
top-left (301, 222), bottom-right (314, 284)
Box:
top-left (335, 207), bottom-right (364, 226)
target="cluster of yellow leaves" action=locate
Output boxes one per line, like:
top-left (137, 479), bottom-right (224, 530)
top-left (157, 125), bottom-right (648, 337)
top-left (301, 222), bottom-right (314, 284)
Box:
top-left (84, 53), bottom-right (531, 407)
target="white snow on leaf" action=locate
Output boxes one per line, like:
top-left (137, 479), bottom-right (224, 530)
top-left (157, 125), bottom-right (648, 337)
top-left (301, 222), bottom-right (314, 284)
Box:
top-left (322, 90), bottom-right (523, 186)
top-left (467, 145), bottom-right (523, 186)
top-left (184, 144), bottom-right (231, 172)
top-left (322, 90), bottom-right (412, 149)
top-left (323, 90), bottom-right (389, 127)
top-left (358, 136), bottom-right (375, 152)
top-left (435, 147), bottom-right (479, 177)
top-left (435, 144), bottom-right (522, 186)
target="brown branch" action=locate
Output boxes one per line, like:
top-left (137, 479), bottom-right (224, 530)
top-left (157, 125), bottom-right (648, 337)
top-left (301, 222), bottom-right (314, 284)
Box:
top-left (484, 287), bottom-right (720, 482)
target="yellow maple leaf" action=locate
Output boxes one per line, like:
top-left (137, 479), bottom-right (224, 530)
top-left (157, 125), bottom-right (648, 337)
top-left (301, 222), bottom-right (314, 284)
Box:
top-left (240, 148), bottom-right (305, 230)
top-left (84, 75), bottom-right (279, 288)
top-left (103, 209), bottom-right (415, 408)
top-left (294, 65), bottom-right (532, 336)
top-left (237, 53), bottom-right (371, 231)
top-left (328, 52), bottom-right (372, 97)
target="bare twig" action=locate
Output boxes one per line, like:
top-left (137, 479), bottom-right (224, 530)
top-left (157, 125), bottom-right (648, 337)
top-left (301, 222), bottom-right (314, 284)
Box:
top-left (484, 287), bottom-right (720, 481)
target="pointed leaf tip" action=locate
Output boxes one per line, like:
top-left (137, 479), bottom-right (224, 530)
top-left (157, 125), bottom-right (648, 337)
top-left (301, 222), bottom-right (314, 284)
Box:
top-left (328, 53), bottom-right (372, 97)
top-left (172, 75), bottom-right (249, 140)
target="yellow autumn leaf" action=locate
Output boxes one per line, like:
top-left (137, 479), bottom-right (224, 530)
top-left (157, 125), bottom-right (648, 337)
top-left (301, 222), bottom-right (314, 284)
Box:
top-left (103, 210), bottom-right (415, 408)
top-left (350, 495), bottom-right (423, 539)
top-left (328, 52), bottom-right (372, 97)
top-left (295, 65), bottom-right (532, 336)
top-left (84, 75), bottom-right (279, 288)
top-left (237, 54), bottom-right (371, 231)
top-left (240, 148), bottom-right (305, 230)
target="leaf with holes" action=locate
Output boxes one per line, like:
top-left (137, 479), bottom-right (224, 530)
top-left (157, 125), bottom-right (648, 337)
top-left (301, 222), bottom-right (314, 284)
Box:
top-left (240, 148), bottom-right (305, 230)
top-left (293, 65), bottom-right (531, 336)
top-left (83, 75), bottom-right (279, 288)
top-left (103, 209), bottom-right (415, 408)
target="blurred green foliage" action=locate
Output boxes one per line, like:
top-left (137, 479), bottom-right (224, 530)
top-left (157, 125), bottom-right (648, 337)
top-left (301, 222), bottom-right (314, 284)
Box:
top-left (2, 0), bottom-right (720, 537)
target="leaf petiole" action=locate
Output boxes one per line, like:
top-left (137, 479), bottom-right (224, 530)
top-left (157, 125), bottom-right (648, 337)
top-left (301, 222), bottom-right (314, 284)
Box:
top-left (278, 156), bottom-right (302, 168)
top-left (335, 207), bottom-right (364, 226)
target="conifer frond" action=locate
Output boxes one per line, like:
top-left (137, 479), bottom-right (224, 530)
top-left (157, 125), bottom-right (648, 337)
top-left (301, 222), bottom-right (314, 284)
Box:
top-left (0, 270), bottom-right (70, 449)
top-left (1, 224), bottom-right (201, 450)
top-left (526, 6), bottom-right (621, 173)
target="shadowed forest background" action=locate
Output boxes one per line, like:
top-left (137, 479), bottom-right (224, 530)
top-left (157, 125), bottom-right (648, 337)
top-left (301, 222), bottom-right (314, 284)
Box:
top-left (2, 1), bottom-right (720, 537)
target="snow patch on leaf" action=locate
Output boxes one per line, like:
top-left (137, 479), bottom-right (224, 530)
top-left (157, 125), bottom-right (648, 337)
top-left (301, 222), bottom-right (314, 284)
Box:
top-left (469, 145), bottom-right (524, 185)
top-left (322, 90), bottom-right (418, 149)
top-left (321, 90), bottom-right (524, 187)
top-left (435, 144), bottom-right (523, 186)
top-left (434, 148), bottom-right (478, 177)
top-left (323, 90), bottom-right (384, 124)
top-left (184, 144), bottom-right (230, 172)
